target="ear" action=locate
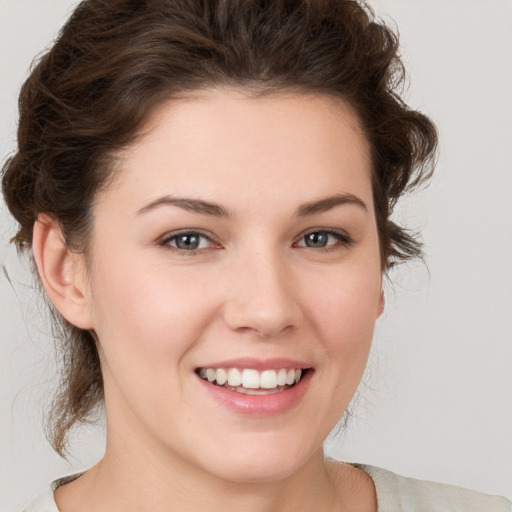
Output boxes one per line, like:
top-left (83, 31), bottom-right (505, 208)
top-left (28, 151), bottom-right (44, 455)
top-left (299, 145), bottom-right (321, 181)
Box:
top-left (32, 215), bottom-right (94, 329)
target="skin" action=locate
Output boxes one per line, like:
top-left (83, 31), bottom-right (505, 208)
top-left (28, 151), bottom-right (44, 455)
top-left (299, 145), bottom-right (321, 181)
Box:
top-left (33, 89), bottom-right (382, 511)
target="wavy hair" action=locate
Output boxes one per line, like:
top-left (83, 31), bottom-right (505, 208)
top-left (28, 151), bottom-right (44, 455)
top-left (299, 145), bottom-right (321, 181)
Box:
top-left (2, 0), bottom-right (437, 454)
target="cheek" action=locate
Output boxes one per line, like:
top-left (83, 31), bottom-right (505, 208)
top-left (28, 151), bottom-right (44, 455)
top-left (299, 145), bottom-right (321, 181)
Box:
top-left (304, 262), bottom-right (381, 339)
top-left (88, 252), bottom-right (221, 372)
top-left (87, 258), bottom-right (226, 436)
top-left (300, 258), bottom-right (381, 385)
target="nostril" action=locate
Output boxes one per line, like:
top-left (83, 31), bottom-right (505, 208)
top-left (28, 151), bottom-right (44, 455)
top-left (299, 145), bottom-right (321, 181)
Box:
top-left (222, 272), bottom-right (301, 337)
top-left (223, 308), bottom-right (298, 338)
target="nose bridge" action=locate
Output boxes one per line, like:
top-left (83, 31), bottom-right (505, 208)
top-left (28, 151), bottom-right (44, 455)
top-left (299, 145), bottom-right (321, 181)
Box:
top-left (223, 246), bottom-right (299, 337)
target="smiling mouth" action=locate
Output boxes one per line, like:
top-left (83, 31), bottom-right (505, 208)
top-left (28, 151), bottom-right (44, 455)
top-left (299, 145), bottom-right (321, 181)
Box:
top-left (196, 367), bottom-right (312, 395)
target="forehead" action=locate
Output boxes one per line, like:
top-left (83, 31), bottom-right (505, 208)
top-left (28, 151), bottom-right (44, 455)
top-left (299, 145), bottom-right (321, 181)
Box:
top-left (102, 89), bottom-right (373, 215)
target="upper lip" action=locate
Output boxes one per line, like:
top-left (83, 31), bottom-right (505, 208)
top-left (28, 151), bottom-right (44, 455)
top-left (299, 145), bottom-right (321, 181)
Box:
top-left (196, 357), bottom-right (312, 371)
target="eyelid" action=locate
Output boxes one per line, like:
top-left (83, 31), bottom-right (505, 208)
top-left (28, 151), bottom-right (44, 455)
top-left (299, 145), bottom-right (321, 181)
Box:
top-left (158, 229), bottom-right (221, 250)
top-left (293, 228), bottom-right (354, 248)
top-left (157, 227), bottom-right (353, 252)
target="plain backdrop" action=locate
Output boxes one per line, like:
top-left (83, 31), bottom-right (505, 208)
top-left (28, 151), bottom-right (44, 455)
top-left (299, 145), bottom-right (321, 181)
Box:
top-left (1, 1), bottom-right (511, 510)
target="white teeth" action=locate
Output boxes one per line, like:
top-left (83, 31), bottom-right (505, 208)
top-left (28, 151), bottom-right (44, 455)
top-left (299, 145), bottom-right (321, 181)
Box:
top-left (198, 366), bottom-right (308, 390)
top-left (276, 368), bottom-right (287, 386)
top-left (260, 370), bottom-right (277, 389)
top-left (216, 368), bottom-right (228, 386)
top-left (241, 369), bottom-right (260, 389)
top-left (227, 368), bottom-right (242, 386)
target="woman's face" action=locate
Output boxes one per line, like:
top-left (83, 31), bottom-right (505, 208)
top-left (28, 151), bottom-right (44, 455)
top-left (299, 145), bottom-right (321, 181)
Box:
top-left (82, 89), bottom-right (383, 482)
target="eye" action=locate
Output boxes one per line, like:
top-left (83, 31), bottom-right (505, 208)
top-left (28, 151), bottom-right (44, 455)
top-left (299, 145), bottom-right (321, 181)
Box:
top-left (295, 229), bottom-right (353, 249)
top-left (160, 231), bottom-right (218, 251)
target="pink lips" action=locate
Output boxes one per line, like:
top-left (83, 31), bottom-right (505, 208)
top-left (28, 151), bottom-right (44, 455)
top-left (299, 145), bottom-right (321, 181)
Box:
top-left (195, 358), bottom-right (313, 416)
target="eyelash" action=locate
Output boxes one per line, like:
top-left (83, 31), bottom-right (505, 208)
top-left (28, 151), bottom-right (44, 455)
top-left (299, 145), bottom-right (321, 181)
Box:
top-left (159, 230), bottom-right (219, 255)
top-left (293, 228), bottom-right (354, 251)
top-left (159, 228), bottom-right (354, 254)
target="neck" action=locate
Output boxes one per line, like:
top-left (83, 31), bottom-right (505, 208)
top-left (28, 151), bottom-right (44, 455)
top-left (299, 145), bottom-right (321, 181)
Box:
top-left (55, 429), bottom-right (347, 512)
top-left (103, 441), bottom-right (339, 512)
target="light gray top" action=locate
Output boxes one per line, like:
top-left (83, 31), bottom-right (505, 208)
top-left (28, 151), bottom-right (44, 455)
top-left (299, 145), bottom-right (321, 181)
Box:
top-left (23, 464), bottom-right (511, 511)
top-left (352, 464), bottom-right (511, 512)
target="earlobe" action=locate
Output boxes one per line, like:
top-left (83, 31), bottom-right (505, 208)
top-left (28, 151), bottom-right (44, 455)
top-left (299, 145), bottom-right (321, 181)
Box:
top-left (32, 215), bottom-right (94, 329)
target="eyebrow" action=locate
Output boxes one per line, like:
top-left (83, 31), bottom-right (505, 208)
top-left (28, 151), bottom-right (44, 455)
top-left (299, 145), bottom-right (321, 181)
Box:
top-left (136, 196), bottom-right (230, 217)
top-left (295, 193), bottom-right (368, 216)
top-left (136, 192), bottom-right (367, 218)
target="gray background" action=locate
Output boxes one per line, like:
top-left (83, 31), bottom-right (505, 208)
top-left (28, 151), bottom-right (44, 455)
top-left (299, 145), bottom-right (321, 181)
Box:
top-left (1, 1), bottom-right (511, 510)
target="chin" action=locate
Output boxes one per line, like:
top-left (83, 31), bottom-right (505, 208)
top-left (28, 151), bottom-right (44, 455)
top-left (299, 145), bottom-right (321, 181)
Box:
top-left (192, 433), bottom-right (318, 484)
top-left (206, 457), bottom-right (304, 484)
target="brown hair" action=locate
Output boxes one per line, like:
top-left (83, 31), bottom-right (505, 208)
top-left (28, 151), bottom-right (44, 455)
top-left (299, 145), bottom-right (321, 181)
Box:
top-left (2, 0), bottom-right (437, 455)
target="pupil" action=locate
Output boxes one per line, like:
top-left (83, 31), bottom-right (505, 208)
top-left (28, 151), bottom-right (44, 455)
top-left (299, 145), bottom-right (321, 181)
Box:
top-left (176, 234), bottom-right (199, 250)
top-left (305, 232), bottom-right (328, 248)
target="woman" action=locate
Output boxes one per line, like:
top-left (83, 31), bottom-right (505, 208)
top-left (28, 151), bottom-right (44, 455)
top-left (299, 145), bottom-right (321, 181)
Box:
top-left (1, 1), bottom-right (510, 510)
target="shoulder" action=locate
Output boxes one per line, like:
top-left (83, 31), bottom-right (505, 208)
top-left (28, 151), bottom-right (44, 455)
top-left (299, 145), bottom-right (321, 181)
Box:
top-left (23, 474), bottom-right (82, 512)
top-left (353, 463), bottom-right (511, 512)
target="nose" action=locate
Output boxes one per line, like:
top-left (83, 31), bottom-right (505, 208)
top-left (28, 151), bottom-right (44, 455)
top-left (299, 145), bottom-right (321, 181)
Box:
top-left (223, 251), bottom-right (301, 338)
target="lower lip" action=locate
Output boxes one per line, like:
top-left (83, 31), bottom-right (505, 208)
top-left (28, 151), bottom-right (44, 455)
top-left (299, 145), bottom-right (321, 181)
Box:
top-left (197, 371), bottom-right (313, 416)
